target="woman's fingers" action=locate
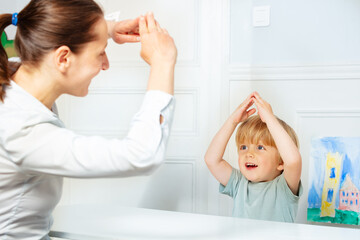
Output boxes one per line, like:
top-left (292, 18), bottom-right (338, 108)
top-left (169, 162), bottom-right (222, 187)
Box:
top-left (139, 15), bottom-right (148, 35)
top-left (155, 20), bottom-right (162, 32)
top-left (146, 12), bottom-right (157, 32)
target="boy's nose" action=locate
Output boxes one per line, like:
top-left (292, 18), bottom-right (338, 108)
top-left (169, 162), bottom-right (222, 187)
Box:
top-left (246, 151), bottom-right (255, 158)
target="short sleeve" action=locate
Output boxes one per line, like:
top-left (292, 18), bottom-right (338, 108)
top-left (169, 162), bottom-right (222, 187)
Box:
top-left (278, 174), bottom-right (303, 202)
top-left (219, 168), bottom-right (243, 198)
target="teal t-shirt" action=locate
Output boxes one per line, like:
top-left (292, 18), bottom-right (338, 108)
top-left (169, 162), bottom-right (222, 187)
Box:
top-left (219, 168), bottom-right (302, 222)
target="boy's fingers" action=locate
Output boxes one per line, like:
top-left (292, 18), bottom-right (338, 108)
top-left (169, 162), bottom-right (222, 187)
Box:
top-left (139, 16), bottom-right (147, 35)
top-left (253, 92), bottom-right (265, 103)
top-left (253, 95), bottom-right (264, 106)
top-left (240, 98), bottom-right (250, 109)
top-left (246, 93), bottom-right (254, 101)
top-left (247, 108), bottom-right (257, 117)
top-left (146, 12), bottom-right (157, 32)
top-left (241, 98), bottom-right (254, 113)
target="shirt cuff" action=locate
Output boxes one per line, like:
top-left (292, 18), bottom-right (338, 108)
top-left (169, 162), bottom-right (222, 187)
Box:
top-left (140, 90), bottom-right (174, 113)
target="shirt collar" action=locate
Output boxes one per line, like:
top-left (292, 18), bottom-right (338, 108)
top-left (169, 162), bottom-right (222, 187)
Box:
top-left (6, 80), bottom-right (59, 118)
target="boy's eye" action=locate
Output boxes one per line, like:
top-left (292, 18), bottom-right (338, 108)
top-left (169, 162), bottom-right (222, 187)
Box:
top-left (240, 145), bottom-right (248, 150)
top-left (257, 145), bottom-right (265, 150)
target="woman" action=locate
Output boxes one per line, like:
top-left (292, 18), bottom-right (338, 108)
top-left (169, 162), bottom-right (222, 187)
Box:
top-left (0, 0), bottom-right (177, 239)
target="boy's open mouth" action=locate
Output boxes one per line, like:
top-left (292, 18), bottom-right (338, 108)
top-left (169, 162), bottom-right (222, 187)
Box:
top-left (245, 162), bottom-right (258, 169)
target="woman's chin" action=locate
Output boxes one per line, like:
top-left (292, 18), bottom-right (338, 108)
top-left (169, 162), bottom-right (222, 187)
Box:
top-left (72, 89), bottom-right (89, 97)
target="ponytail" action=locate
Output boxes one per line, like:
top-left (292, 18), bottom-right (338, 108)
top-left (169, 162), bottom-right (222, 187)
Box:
top-left (0, 14), bottom-right (12, 102)
top-left (1, 0), bottom-right (104, 102)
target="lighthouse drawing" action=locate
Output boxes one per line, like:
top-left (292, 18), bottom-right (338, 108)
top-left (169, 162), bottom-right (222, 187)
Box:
top-left (320, 152), bottom-right (342, 217)
top-left (308, 137), bottom-right (360, 225)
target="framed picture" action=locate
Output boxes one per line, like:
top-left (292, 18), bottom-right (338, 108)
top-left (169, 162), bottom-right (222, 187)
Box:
top-left (308, 137), bottom-right (360, 225)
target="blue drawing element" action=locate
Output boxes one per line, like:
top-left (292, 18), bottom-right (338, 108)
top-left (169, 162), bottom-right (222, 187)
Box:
top-left (308, 182), bottom-right (321, 208)
top-left (327, 188), bottom-right (334, 202)
top-left (330, 168), bottom-right (336, 178)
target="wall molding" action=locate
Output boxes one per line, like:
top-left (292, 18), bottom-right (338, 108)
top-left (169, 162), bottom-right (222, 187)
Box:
top-left (295, 109), bottom-right (360, 135)
top-left (63, 159), bottom-right (197, 212)
top-left (296, 109), bottom-right (360, 117)
top-left (107, 0), bottom-right (200, 68)
top-left (229, 64), bottom-right (360, 81)
top-left (164, 158), bottom-right (197, 212)
top-left (66, 88), bottom-right (198, 137)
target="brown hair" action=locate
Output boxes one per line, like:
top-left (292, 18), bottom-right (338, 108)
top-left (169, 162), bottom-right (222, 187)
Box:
top-left (235, 115), bottom-right (299, 156)
top-left (0, 0), bottom-right (104, 102)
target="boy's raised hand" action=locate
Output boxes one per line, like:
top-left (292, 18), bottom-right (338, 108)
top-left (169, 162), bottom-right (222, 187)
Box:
top-left (230, 93), bottom-right (256, 125)
top-left (252, 92), bottom-right (275, 124)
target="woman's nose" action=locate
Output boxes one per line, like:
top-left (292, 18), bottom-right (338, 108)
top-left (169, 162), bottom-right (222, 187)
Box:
top-left (102, 52), bottom-right (109, 70)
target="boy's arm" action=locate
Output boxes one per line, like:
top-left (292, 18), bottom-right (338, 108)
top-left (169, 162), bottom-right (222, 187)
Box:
top-left (205, 95), bottom-right (256, 186)
top-left (253, 92), bottom-right (302, 195)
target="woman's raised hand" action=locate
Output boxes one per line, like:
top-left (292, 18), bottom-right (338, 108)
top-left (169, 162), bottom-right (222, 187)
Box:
top-left (139, 12), bottom-right (177, 67)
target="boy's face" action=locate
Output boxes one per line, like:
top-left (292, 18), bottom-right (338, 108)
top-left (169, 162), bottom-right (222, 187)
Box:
top-left (237, 141), bottom-right (283, 182)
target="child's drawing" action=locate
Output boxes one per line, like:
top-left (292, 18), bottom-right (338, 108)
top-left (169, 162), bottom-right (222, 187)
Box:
top-left (308, 137), bottom-right (360, 225)
top-left (1, 32), bottom-right (17, 58)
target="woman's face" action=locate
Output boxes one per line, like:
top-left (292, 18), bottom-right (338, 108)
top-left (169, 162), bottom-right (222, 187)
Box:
top-left (66, 17), bottom-right (109, 97)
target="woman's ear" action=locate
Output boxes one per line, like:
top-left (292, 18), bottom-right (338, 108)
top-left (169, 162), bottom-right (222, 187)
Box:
top-left (54, 46), bottom-right (72, 73)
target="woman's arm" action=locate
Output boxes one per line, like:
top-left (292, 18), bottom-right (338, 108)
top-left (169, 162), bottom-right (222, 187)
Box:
top-left (139, 12), bottom-right (177, 95)
top-left (5, 91), bottom-right (174, 178)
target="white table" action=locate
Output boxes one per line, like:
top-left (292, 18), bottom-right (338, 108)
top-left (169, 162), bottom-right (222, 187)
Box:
top-left (50, 205), bottom-right (359, 240)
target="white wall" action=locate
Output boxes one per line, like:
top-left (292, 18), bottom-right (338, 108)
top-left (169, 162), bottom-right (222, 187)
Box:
top-left (4, 0), bottom-right (360, 228)
top-left (231, 0), bottom-right (360, 65)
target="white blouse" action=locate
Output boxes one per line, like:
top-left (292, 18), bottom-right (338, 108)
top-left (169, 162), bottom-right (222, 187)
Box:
top-left (0, 81), bottom-right (175, 239)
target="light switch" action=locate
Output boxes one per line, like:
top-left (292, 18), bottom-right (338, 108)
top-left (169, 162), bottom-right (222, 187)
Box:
top-left (252, 6), bottom-right (270, 27)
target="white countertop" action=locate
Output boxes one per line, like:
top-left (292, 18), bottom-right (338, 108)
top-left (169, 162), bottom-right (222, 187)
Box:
top-left (50, 205), bottom-right (359, 240)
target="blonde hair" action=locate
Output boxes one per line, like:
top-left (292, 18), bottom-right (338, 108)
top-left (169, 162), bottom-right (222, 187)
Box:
top-left (235, 115), bottom-right (299, 159)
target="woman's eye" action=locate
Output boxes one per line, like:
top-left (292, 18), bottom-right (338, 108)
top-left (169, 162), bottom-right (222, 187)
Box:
top-left (240, 145), bottom-right (248, 150)
top-left (257, 145), bottom-right (265, 150)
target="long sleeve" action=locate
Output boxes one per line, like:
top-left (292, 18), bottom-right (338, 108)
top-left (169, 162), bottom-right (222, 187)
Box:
top-left (3, 90), bottom-right (175, 178)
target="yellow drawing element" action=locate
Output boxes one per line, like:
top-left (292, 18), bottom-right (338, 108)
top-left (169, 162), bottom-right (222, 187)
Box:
top-left (320, 152), bottom-right (343, 217)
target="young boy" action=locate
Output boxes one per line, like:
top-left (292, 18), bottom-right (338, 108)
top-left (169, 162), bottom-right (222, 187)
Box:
top-left (205, 92), bottom-right (302, 222)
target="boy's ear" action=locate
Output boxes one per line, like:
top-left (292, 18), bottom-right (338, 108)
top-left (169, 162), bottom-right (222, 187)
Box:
top-left (54, 46), bottom-right (72, 73)
top-left (277, 161), bottom-right (284, 171)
